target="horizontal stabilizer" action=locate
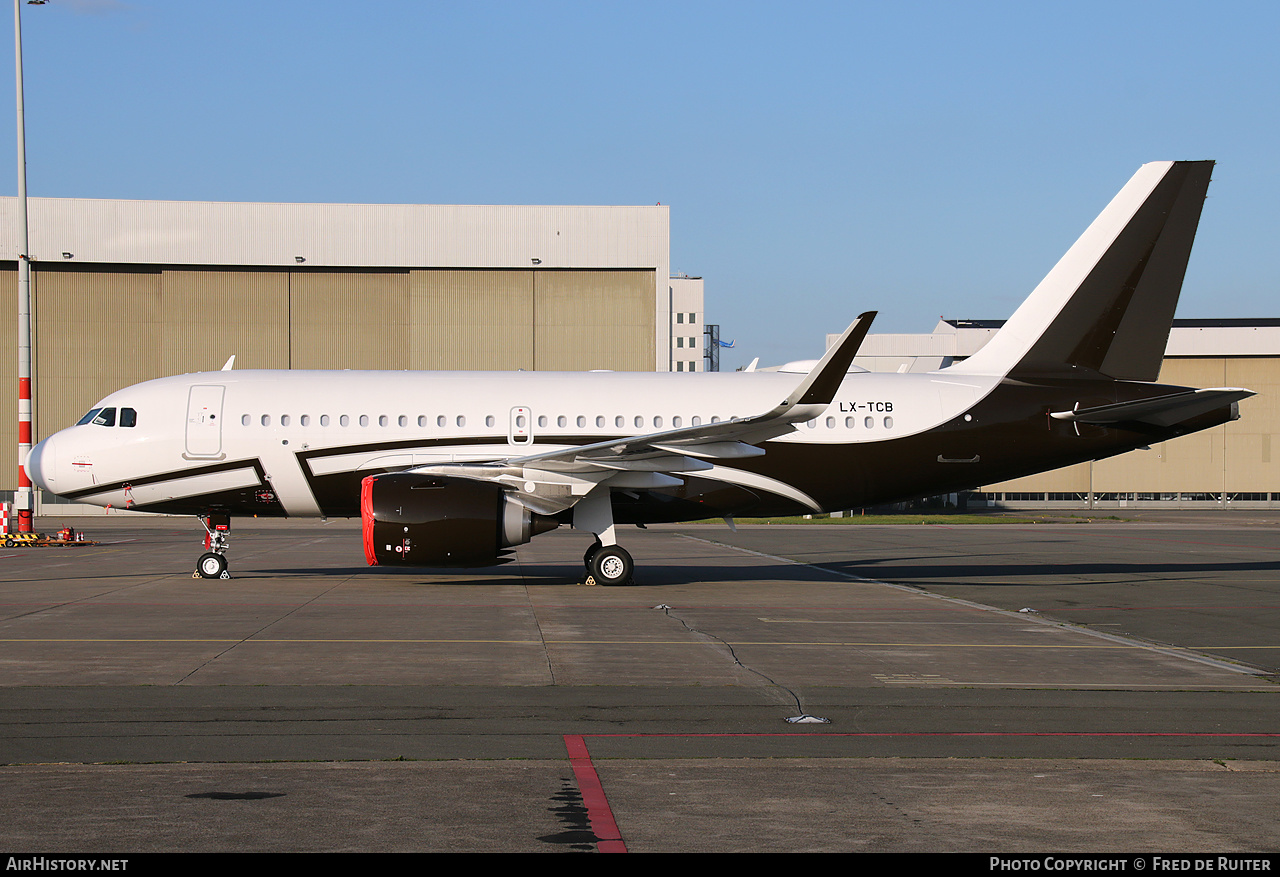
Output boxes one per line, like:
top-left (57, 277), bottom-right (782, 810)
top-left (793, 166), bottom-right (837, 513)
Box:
top-left (951, 161), bottom-right (1214, 381)
top-left (1050, 387), bottom-right (1253, 427)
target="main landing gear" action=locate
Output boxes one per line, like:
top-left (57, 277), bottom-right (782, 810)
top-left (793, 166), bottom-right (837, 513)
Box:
top-left (194, 514), bottom-right (232, 579)
top-left (576, 487), bottom-right (635, 586)
top-left (583, 540), bottom-right (635, 586)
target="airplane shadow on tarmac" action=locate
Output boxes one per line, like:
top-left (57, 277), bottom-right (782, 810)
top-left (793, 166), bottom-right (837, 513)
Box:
top-left (246, 556), bottom-right (1280, 587)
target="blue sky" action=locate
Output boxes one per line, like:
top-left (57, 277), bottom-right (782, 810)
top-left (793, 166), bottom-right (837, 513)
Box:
top-left (5, 1), bottom-right (1278, 368)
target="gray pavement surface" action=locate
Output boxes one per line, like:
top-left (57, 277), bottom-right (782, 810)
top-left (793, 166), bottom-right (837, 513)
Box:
top-left (0, 514), bottom-right (1277, 853)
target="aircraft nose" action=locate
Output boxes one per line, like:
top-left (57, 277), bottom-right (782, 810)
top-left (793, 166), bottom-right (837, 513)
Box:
top-left (24, 434), bottom-right (56, 491)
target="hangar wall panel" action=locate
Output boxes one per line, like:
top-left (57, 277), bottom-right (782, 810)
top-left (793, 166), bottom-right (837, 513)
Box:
top-left (291, 271), bottom-right (409, 370)
top-left (157, 271), bottom-right (290, 375)
top-left (0, 268), bottom-right (14, 491)
top-left (410, 270), bottom-right (534, 370)
top-left (35, 269), bottom-right (165, 438)
top-left (534, 270), bottom-right (654, 371)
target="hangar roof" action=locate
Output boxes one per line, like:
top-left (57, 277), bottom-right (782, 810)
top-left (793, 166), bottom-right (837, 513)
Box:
top-left (0, 197), bottom-right (669, 270)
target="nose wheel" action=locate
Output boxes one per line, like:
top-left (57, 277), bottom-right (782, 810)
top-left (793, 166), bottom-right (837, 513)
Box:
top-left (196, 551), bottom-right (229, 579)
top-left (193, 514), bottom-right (232, 579)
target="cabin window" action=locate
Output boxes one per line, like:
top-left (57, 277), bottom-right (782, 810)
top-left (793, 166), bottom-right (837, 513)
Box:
top-left (456, 415), bottom-right (466, 428)
top-left (260, 414), bottom-right (271, 427)
top-left (437, 415), bottom-right (446, 428)
top-left (557, 415), bottom-right (567, 428)
top-left (417, 415), bottom-right (427, 427)
top-left (280, 415), bottom-right (291, 427)
top-left (359, 415), bottom-right (369, 427)
top-left (846, 416), bottom-right (855, 428)
top-left (673, 416), bottom-right (682, 428)
top-left (300, 415), bottom-right (310, 427)
top-left (710, 416), bottom-right (720, 424)
top-left (653, 416), bottom-right (663, 428)
top-left (376, 415), bottom-right (387, 427)
top-left (340, 415), bottom-right (350, 427)
top-left (615, 416), bottom-right (624, 428)
top-left (486, 415), bottom-right (496, 428)
top-left (634, 416), bottom-right (644, 428)
top-left (76, 408), bottom-right (103, 426)
top-left (320, 415), bottom-right (330, 427)
top-left (883, 416), bottom-right (893, 429)
top-left (577, 415), bottom-right (586, 428)
top-left (241, 414), bottom-right (251, 427)
top-left (825, 417), bottom-right (835, 428)
top-left (398, 415), bottom-right (408, 428)
top-left (864, 416), bottom-right (874, 428)
top-left (538, 415), bottom-right (548, 428)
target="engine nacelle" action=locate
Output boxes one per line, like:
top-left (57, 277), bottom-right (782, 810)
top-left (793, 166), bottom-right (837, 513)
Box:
top-left (361, 472), bottom-right (558, 567)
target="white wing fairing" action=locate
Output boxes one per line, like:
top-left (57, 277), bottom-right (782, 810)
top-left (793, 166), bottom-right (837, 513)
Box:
top-left (24, 161), bottom-right (1254, 582)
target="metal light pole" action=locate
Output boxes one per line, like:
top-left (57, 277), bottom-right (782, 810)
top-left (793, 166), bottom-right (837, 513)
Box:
top-left (12, 0), bottom-right (42, 532)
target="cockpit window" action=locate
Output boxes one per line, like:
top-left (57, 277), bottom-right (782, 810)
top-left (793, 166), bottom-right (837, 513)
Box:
top-left (76, 408), bottom-right (103, 426)
top-left (91, 408), bottom-right (116, 427)
top-left (120, 408), bottom-right (137, 428)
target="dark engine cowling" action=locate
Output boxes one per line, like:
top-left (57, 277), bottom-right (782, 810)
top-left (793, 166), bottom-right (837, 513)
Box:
top-left (361, 472), bottom-right (558, 567)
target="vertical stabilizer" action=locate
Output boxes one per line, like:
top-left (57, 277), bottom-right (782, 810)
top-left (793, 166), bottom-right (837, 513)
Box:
top-left (949, 161), bottom-right (1214, 381)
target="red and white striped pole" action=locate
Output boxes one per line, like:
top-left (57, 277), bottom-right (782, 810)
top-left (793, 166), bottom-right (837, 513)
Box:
top-left (13, 0), bottom-right (40, 533)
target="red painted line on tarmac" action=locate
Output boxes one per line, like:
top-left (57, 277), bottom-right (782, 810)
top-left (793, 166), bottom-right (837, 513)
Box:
top-left (564, 734), bottom-right (628, 853)
top-left (581, 731), bottom-right (1280, 739)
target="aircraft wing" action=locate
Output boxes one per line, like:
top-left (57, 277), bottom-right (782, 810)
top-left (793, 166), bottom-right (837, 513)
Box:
top-left (403, 312), bottom-right (875, 513)
top-left (507, 310), bottom-right (876, 472)
top-left (1050, 387), bottom-right (1254, 428)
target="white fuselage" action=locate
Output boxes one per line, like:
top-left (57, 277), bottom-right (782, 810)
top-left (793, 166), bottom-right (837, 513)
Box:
top-left (27, 368), bottom-right (1001, 518)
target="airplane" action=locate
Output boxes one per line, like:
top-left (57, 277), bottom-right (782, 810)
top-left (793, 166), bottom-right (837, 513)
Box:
top-left (23, 160), bottom-right (1254, 584)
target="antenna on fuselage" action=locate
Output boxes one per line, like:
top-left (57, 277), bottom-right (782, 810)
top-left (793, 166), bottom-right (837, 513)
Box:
top-left (221, 355), bottom-right (236, 371)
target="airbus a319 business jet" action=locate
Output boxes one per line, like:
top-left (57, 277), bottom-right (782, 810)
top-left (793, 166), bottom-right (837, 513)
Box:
top-left (24, 161), bottom-right (1253, 584)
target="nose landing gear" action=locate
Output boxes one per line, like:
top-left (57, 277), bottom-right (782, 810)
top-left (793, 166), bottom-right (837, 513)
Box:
top-left (194, 514), bottom-right (232, 579)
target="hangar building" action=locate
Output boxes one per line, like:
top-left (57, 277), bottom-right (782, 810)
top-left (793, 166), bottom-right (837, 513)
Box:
top-left (0, 196), bottom-right (699, 509)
